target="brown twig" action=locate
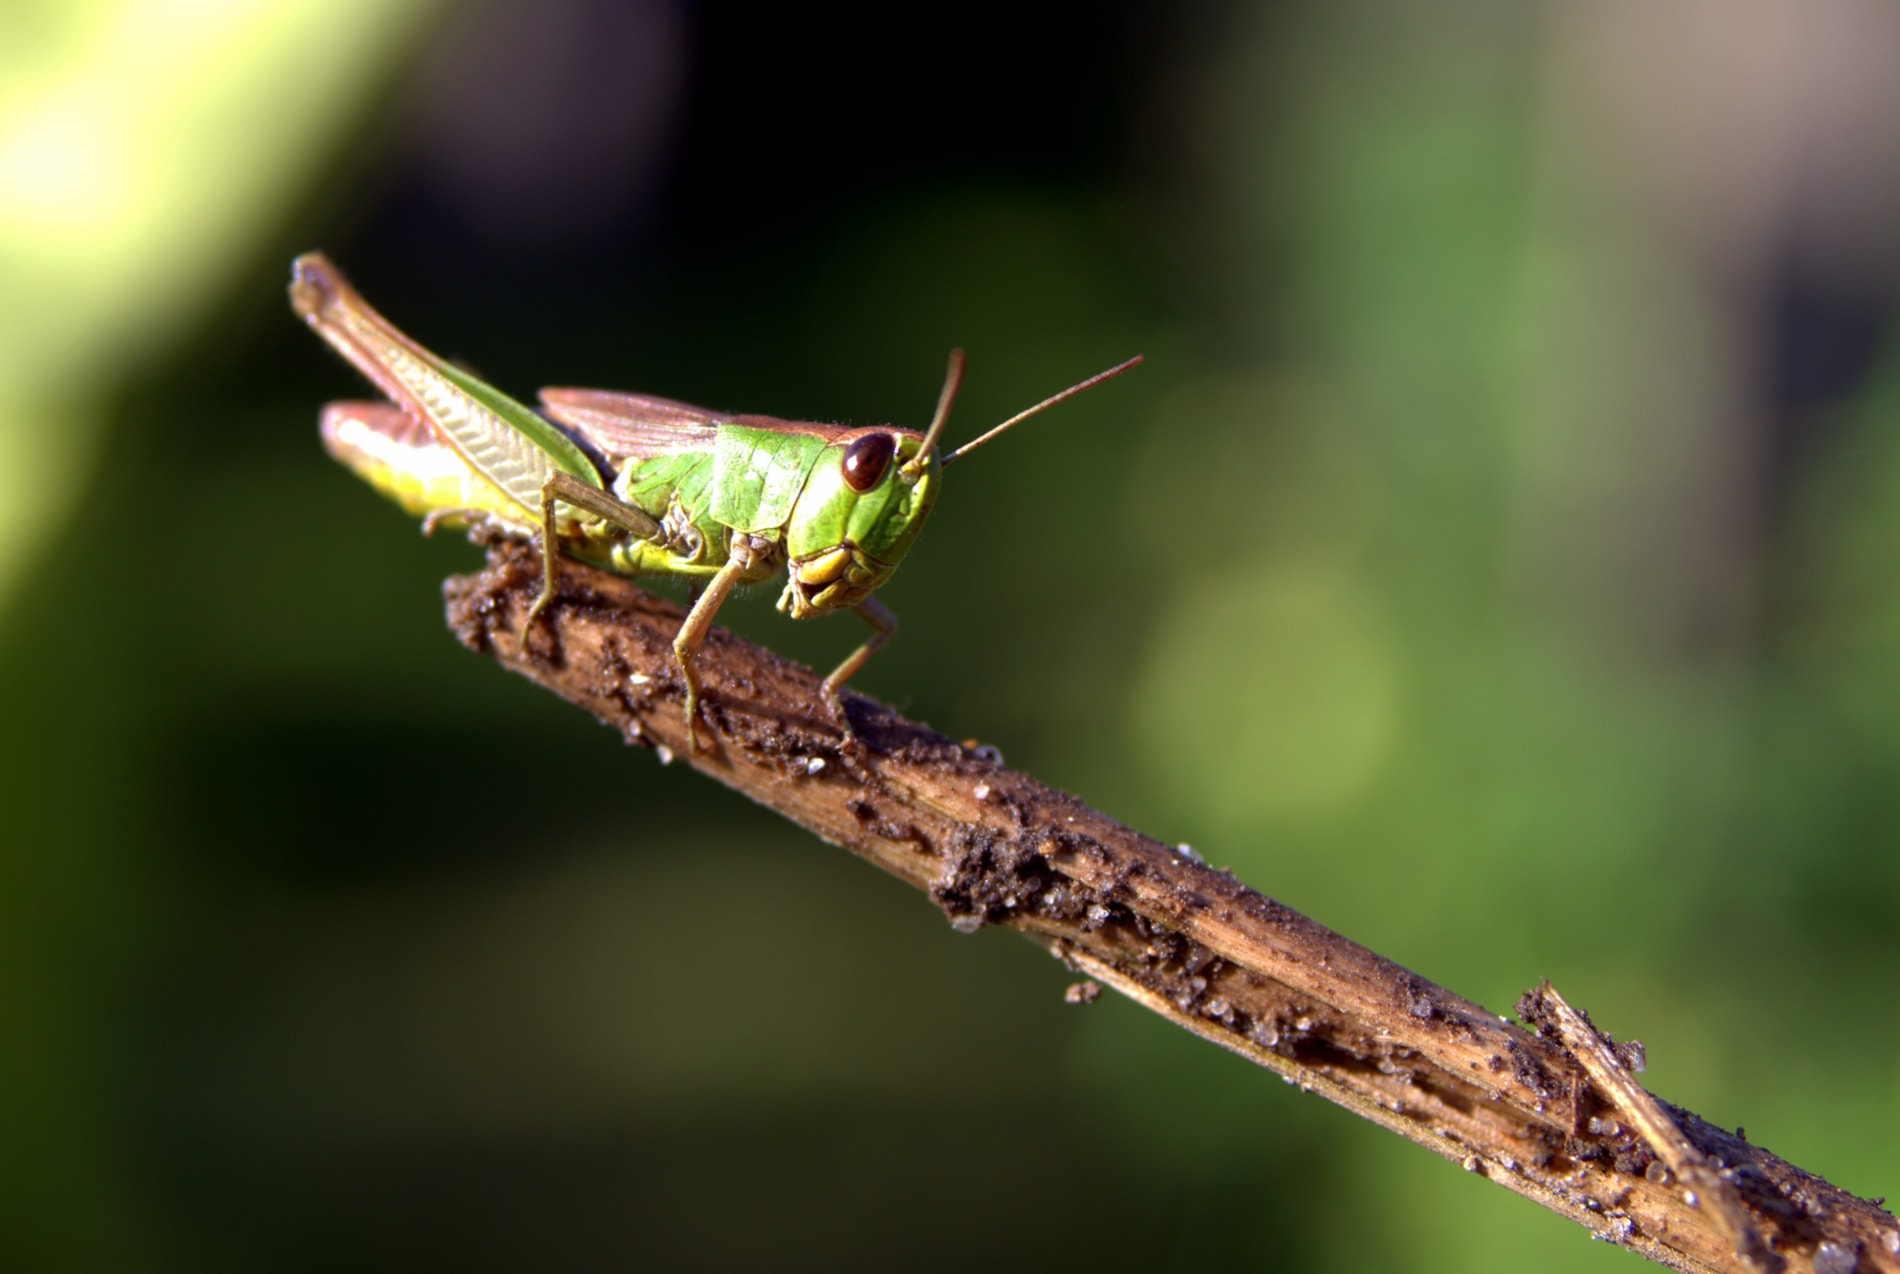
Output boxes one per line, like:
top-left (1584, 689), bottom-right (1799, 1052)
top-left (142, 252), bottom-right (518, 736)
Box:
top-left (445, 543), bottom-right (1898, 1274)
top-left (1523, 984), bottom-right (1783, 1274)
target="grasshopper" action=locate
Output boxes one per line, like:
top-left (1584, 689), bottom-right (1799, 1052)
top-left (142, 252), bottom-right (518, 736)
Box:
top-left (290, 253), bottom-right (1139, 749)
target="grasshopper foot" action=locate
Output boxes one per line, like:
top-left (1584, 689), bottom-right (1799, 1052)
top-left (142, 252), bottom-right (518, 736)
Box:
top-left (678, 662), bottom-right (716, 754)
top-left (683, 702), bottom-right (707, 753)
top-left (822, 690), bottom-right (878, 780)
top-left (518, 581), bottom-right (556, 649)
top-left (823, 686), bottom-right (864, 751)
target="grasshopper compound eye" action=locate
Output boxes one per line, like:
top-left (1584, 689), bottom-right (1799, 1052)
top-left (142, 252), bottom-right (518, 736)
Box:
top-left (841, 432), bottom-right (897, 492)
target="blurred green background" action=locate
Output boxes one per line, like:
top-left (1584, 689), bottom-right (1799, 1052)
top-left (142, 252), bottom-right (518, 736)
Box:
top-left (4, 1), bottom-right (1897, 1269)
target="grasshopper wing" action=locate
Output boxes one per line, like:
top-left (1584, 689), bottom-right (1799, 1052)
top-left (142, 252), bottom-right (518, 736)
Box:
top-left (291, 254), bottom-right (605, 517)
top-left (320, 401), bottom-right (531, 528)
top-left (538, 388), bottom-right (723, 467)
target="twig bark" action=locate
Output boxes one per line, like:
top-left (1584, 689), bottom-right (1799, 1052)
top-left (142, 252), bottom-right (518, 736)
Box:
top-left (1523, 984), bottom-right (1783, 1274)
top-left (445, 543), bottom-right (1897, 1274)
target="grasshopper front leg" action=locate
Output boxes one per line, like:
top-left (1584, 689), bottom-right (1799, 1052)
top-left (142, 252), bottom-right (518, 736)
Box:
top-left (521, 471), bottom-right (664, 641)
top-left (820, 597), bottom-right (898, 739)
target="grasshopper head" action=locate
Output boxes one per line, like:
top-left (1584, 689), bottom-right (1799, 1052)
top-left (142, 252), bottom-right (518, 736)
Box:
top-left (774, 349), bottom-right (1141, 618)
top-left (780, 428), bottom-right (940, 617)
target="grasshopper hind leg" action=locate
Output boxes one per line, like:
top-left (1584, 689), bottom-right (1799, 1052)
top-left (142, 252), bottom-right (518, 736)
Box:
top-left (519, 471), bottom-right (665, 644)
top-left (520, 486), bottom-right (564, 639)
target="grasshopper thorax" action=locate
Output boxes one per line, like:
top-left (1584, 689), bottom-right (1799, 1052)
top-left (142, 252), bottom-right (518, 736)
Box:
top-left (778, 428), bottom-right (940, 617)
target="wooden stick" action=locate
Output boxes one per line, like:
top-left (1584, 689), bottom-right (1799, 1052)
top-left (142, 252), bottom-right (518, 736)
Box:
top-left (1523, 984), bottom-right (1783, 1274)
top-left (445, 542), bottom-right (1899, 1274)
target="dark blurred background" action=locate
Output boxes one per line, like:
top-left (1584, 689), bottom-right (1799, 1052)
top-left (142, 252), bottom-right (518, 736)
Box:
top-left (3, 2), bottom-right (1897, 1270)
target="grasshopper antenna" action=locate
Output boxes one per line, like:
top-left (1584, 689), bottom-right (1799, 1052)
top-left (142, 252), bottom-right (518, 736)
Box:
top-left (938, 354), bottom-right (1144, 469)
top-left (902, 349), bottom-right (967, 481)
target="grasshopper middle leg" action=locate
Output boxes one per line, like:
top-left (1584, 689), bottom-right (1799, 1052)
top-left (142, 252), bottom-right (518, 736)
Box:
top-left (671, 556), bottom-right (751, 752)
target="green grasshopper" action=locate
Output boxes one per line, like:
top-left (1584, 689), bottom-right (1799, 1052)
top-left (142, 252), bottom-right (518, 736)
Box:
top-left (290, 253), bottom-right (1139, 749)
